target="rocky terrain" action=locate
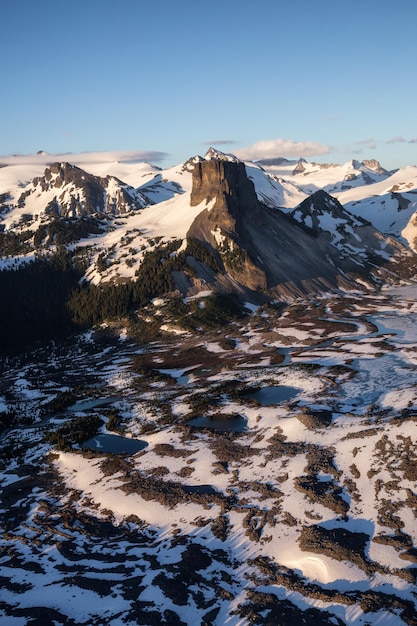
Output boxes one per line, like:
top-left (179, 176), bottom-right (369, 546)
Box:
top-left (1, 149), bottom-right (417, 624)
top-left (1, 283), bottom-right (417, 625)
top-left (1, 148), bottom-right (417, 294)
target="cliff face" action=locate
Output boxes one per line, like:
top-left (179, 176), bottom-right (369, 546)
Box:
top-left (191, 160), bottom-right (258, 214)
top-left (188, 160), bottom-right (267, 291)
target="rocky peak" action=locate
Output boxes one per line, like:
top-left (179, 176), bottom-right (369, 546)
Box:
top-left (186, 161), bottom-right (400, 298)
top-left (290, 189), bottom-right (377, 252)
top-left (292, 158), bottom-right (307, 174)
top-left (297, 189), bottom-right (346, 218)
top-left (204, 147), bottom-right (239, 162)
top-left (188, 159), bottom-right (267, 290)
top-left (20, 163), bottom-right (147, 218)
top-left (362, 159), bottom-right (389, 176)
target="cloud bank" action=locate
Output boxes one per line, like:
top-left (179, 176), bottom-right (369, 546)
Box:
top-left (203, 139), bottom-right (237, 146)
top-left (234, 138), bottom-right (331, 161)
top-left (0, 150), bottom-right (169, 166)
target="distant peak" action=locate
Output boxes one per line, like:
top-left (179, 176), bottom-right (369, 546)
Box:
top-left (204, 147), bottom-right (239, 162)
top-left (255, 157), bottom-right (296, 166)
top-left (292, 158), bottom-right (307, 174)
top-left (298, 189), bottom-right (345, 216)
top-left (361, 159), bottom-right (389, 175)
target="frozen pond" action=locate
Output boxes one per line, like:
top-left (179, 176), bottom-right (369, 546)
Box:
top-left (246, 385), bottom-right (300, 406)
top-left (188, 414), bottom-right (247, 432)
top-left (68, 397), bottom-right (123, 412)
top-left (371, 312), bottom-right (417, 343)
top-left (340, 290), bottom-right (417, 409)
top-left (81, 434), bottom-right (148, 454)
top-left (341, 352), bottom-right (417, 408)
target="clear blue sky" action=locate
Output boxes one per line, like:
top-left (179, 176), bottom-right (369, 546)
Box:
top-left (3, 0), bottom-right (417, 169)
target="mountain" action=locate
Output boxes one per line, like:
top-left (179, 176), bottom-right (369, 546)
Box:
top-left (290, 189), bottom-right (400, 262)
top-left (15, 162), bottom-right (149, 218)
top-left (0, 148), bottom-right (416, 297)
top-left (2, 150), bottom-right (417, 625)
top-left (186, 160), bottom-right (410, 297)
top-left (336, 166), bottom-right (417, 248)
top-left (258, 158), bottom-right (393, 199)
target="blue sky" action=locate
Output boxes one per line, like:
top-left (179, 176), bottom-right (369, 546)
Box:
top-left (3, 0), bottom-right (416, 169)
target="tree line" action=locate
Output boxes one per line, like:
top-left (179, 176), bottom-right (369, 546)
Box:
top-left (0, 238), bottom-right (227, 355)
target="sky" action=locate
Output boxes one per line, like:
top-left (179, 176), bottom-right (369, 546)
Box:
top-left (2, 0), bottom-right (417, 169)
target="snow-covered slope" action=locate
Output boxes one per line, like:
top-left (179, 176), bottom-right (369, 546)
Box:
top-left (260, 157), bottom-right (392, 201)
top-left (1, 286), bottom-right (417, 625)
top-left (335, 166), bottom-right (417, 248)
top-left (0, 149), bottom-right (416, 288)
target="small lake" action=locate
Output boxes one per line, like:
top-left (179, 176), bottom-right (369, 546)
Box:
top-left (81, 434), bottom-right (148, 454)
top-left (68, 397), bottom-right (122, 412)
top-left (183, 484), bottom-right (218, 494)
top-left (245, 386), bottom-right (300, 405)
top-left (187, 414), bottom-right (247, 432)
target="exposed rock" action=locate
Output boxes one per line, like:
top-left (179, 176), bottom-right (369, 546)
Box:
top-left (189, 159), bottom-right (267, 291)
top-left (290, 189), bottom-right (407, 265)
top-left (362, 159), bottom-right (390, 176)
top-left (204, 147), bottom-right (239, 162)
top-left (292, 158), bottom-right (308, 174)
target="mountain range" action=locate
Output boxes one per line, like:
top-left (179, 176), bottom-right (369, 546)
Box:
top-left (2, 150), bottom-right (417, 625)
top-left (1, 148), bottom-right (417, 301)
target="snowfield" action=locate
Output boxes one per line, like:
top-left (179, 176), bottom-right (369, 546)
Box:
top-left (1, 285), bottom-right (417, 625)
top-left (1, 149), bottom-right (417, 624)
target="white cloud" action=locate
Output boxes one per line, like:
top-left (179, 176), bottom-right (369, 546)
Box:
top-left (234, 138), bottom-right (331, 161)
top-left (203, 139), bottom-right (237, 146)
top-left (349, 138), bottom-right (377, 152)
top-left (0, 150), bottom-right (169, 166)
top-left (354, 137), bottom-right (375, 146)
top-left (386, 136), bottom-right (406, 144)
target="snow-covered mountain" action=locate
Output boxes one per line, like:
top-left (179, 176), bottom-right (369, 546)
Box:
top-left (2, 150), bottom-right (417, 625)
top-left (187, 159), bottom-right (408, 298)
top-left (0, 148), bottom-right (416, 293)
top-left (257, 157), bottom-right (393, 198)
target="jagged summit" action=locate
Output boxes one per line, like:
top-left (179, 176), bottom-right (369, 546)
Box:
top-left (0, 150), bottom-right (415, 296)
top-left (17, 162), bottom-right (148, 218)
top-left (190, 158), bottom-right (258, 214)
top-left (204, 147), bottom-right (239, 162)
top-left (362, 159), bottom-right (390, 176)
top-left (292, 158), bottom-right (309, 174)
top-left (295, 189), bottom-right (350, 220)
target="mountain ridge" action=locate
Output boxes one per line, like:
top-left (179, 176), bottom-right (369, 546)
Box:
top-left (0, 148), bottom-right (416, 300)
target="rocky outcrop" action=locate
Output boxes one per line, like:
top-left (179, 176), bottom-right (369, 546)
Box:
top-left (290, 189), bottom-right (407, 266)
top-left (188, 160), bottom-right (267, 290)
top-left (362, 159), bottom-right (390, 176)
